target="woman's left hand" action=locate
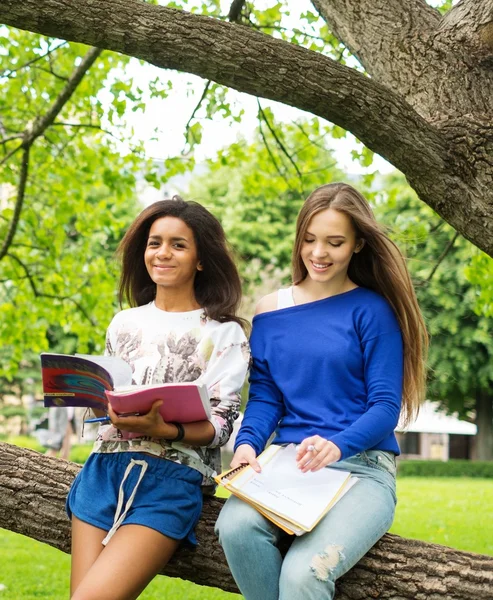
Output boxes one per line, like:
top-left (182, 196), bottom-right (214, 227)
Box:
top-left (107, 400), bottom-right (176, 439)
top-left (296, 436), bottom-right (342, 472)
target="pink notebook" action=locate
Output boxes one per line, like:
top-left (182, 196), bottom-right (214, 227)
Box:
top-left (105, 382), bottom-right (211, 424)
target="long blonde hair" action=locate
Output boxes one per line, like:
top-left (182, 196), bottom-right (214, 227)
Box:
top-left (292, 183), bottom-right (428, 425)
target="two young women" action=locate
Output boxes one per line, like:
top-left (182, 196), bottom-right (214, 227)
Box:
top-left (67, 183), bottom-right (427, 600)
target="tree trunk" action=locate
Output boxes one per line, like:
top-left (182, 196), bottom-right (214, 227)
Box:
top-left (475, 390), bottom-right (493, 461)
top-left (1, 442), bottom-right (493, 599)
top-left (0, 0), bottom-right (492, 257)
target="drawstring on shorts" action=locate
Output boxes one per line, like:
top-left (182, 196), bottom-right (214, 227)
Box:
top-left (102, 458), bottom-right (149, 546)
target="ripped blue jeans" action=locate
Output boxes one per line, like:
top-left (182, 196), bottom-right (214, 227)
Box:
top-left (215, 450), bottom-right (397, 600)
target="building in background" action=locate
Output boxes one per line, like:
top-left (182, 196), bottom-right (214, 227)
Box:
top-left (396, 401), bottom-right (477, 461)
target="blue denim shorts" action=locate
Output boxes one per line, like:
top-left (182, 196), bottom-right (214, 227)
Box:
top-left (66, 452), bottom-right (203, 545)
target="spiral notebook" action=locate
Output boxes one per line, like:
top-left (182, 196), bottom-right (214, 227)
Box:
top-left (215, 444), bottom-right (358, 535)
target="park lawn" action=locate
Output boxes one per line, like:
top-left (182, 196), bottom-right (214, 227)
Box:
top-left (0, 529), bottom-right (239, 600)
top-left (390, 477), bottom-right (493, 556)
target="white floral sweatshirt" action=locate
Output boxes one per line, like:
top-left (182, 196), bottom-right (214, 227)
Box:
top-left (92, 302), bottom-right (250, 488)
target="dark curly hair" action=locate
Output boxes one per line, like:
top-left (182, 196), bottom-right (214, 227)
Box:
top-left (118, 196), bottom-right (247, 330)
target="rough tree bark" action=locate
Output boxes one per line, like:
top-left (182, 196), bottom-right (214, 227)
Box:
top-left (0, 0), bottom-right (492, 256)
top-left (1, 443), bottom-right (493, 599)
top-left (475, 390), bottom-right (493, 460)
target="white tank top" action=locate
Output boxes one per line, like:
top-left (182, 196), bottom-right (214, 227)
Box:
top-left (277, 287), bottom-right (295, 310)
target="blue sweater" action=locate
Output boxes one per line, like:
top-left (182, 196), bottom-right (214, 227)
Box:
top-left (235, 287), bottom-right (403, 460)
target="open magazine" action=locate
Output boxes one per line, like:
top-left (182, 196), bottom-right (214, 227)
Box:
top-left (40, 353), bottom-right (211, 423)
top-left (215, 444), bottom-right (358, 535)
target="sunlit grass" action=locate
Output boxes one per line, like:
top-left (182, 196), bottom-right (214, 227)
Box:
top-left (0, 529), bottom-right (240, 600)
top-left (390, 477), bottom-right (493, 555)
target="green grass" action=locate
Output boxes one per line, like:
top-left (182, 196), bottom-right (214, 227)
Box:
top-left (0, 529), bottom-right (240, 600)
top-left (390, 477), bottom-right (493, 555)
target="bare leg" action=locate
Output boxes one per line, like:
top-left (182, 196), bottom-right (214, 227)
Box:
top-left (60, 422), bottom-right (73, 460)
top-left (71, 521), bottom-right (180, 600)
top-left (70, 516), bottom-right (107, 595)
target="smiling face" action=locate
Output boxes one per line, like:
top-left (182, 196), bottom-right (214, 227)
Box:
top-left (144, 216), bottom-right (202, 294)
top-left (300, 207), bottom-right (362, 288)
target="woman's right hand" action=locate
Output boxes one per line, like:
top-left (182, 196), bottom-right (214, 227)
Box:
top-left (231, 444), bottom-right (261, 473)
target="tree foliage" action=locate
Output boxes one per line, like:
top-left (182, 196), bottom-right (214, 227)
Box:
top-left (375, 174), bottom-right (493, 458)
top-left (1, 0), bottom-right (491, 258)
top-left (189, 115), bottom-right (346, 298)
top-left (0, 30), bottom-right (149, 379)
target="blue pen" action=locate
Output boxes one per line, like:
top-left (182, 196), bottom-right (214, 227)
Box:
top-left (84, 416), bottom-right (111, 424)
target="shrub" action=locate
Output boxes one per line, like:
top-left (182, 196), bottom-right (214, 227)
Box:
top-left (69, 444), bottom-right (92, 464)
top-left (397, 459), bottom-right (493, 478)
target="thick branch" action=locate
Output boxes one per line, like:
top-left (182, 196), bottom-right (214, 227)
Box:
top-left (0, 1), bottom-right (449, 180)
top-left (311, 0), bottom-right (493, 119)
top-left (311, 0), bottom-right (440, 78)
top-left (0, 0), bottom-right (492, 256)
top-left (1, 442), bottom-right (493, 599)
top-left (438, 0), bottom-right (493, 60)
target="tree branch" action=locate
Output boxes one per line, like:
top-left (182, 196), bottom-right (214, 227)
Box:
top-left (0, 1), bottom-right (449, 176)
top-left (2, 442), bottom-right (493, 599)
top-left (421, 231), bottom-right (460, 285)
top-left (437, 0), bottom-right (493, 60)
top-left (0, 40), bottom-right (67, 78)
top-left (0, 45), bottom-right (102, 259)
top-left (310, 0), bottom-right (440, 80)
top-left (52, 121), bottom-right (115, 135)
top-left (257, 101), bottom-right (304, 191)
top-left (0, 134), bottom-right (24, 146)
top-left (257, 113), bottom-right (292, 189)
top-left (183, 79), bottom-right (211, 148)
top-left (0, 147), bottom-right (30, 261)
top-left (309, 0), bottom-right (493, 121)
top-left (0, 0), bottom-right (492, 256)
top-left (32, 64), bottom-right (70, 82)
top-left (227, 0), bottom-right (246, 23)
top-left (24, 46), bottom-right (102, 145)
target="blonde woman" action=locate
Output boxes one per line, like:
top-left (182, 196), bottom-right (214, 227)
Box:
top-left (216, 183), bottom-right (428, 600)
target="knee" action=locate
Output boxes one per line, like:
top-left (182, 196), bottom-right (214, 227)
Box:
top-left (215, 498), bottom-right (242, 543)
top-left (280, 545), bottom-right (342, 599)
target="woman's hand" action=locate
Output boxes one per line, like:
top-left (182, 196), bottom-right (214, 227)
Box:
top-left (107, 400), bottom-right (177, 439)
top-left (296, 436), bottom-right (341, 473)
top-left (230, 444), bottom-right (261, 473)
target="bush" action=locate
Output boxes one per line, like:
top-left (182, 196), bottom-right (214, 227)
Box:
top-left (69, 444), bottom-right (92, 464)
top-left (397, 459), bottom-right (493, 478)
top-left (4, 435), bottom-right (44, 452)
top-left (3, 436), bottom-right (92, 464)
